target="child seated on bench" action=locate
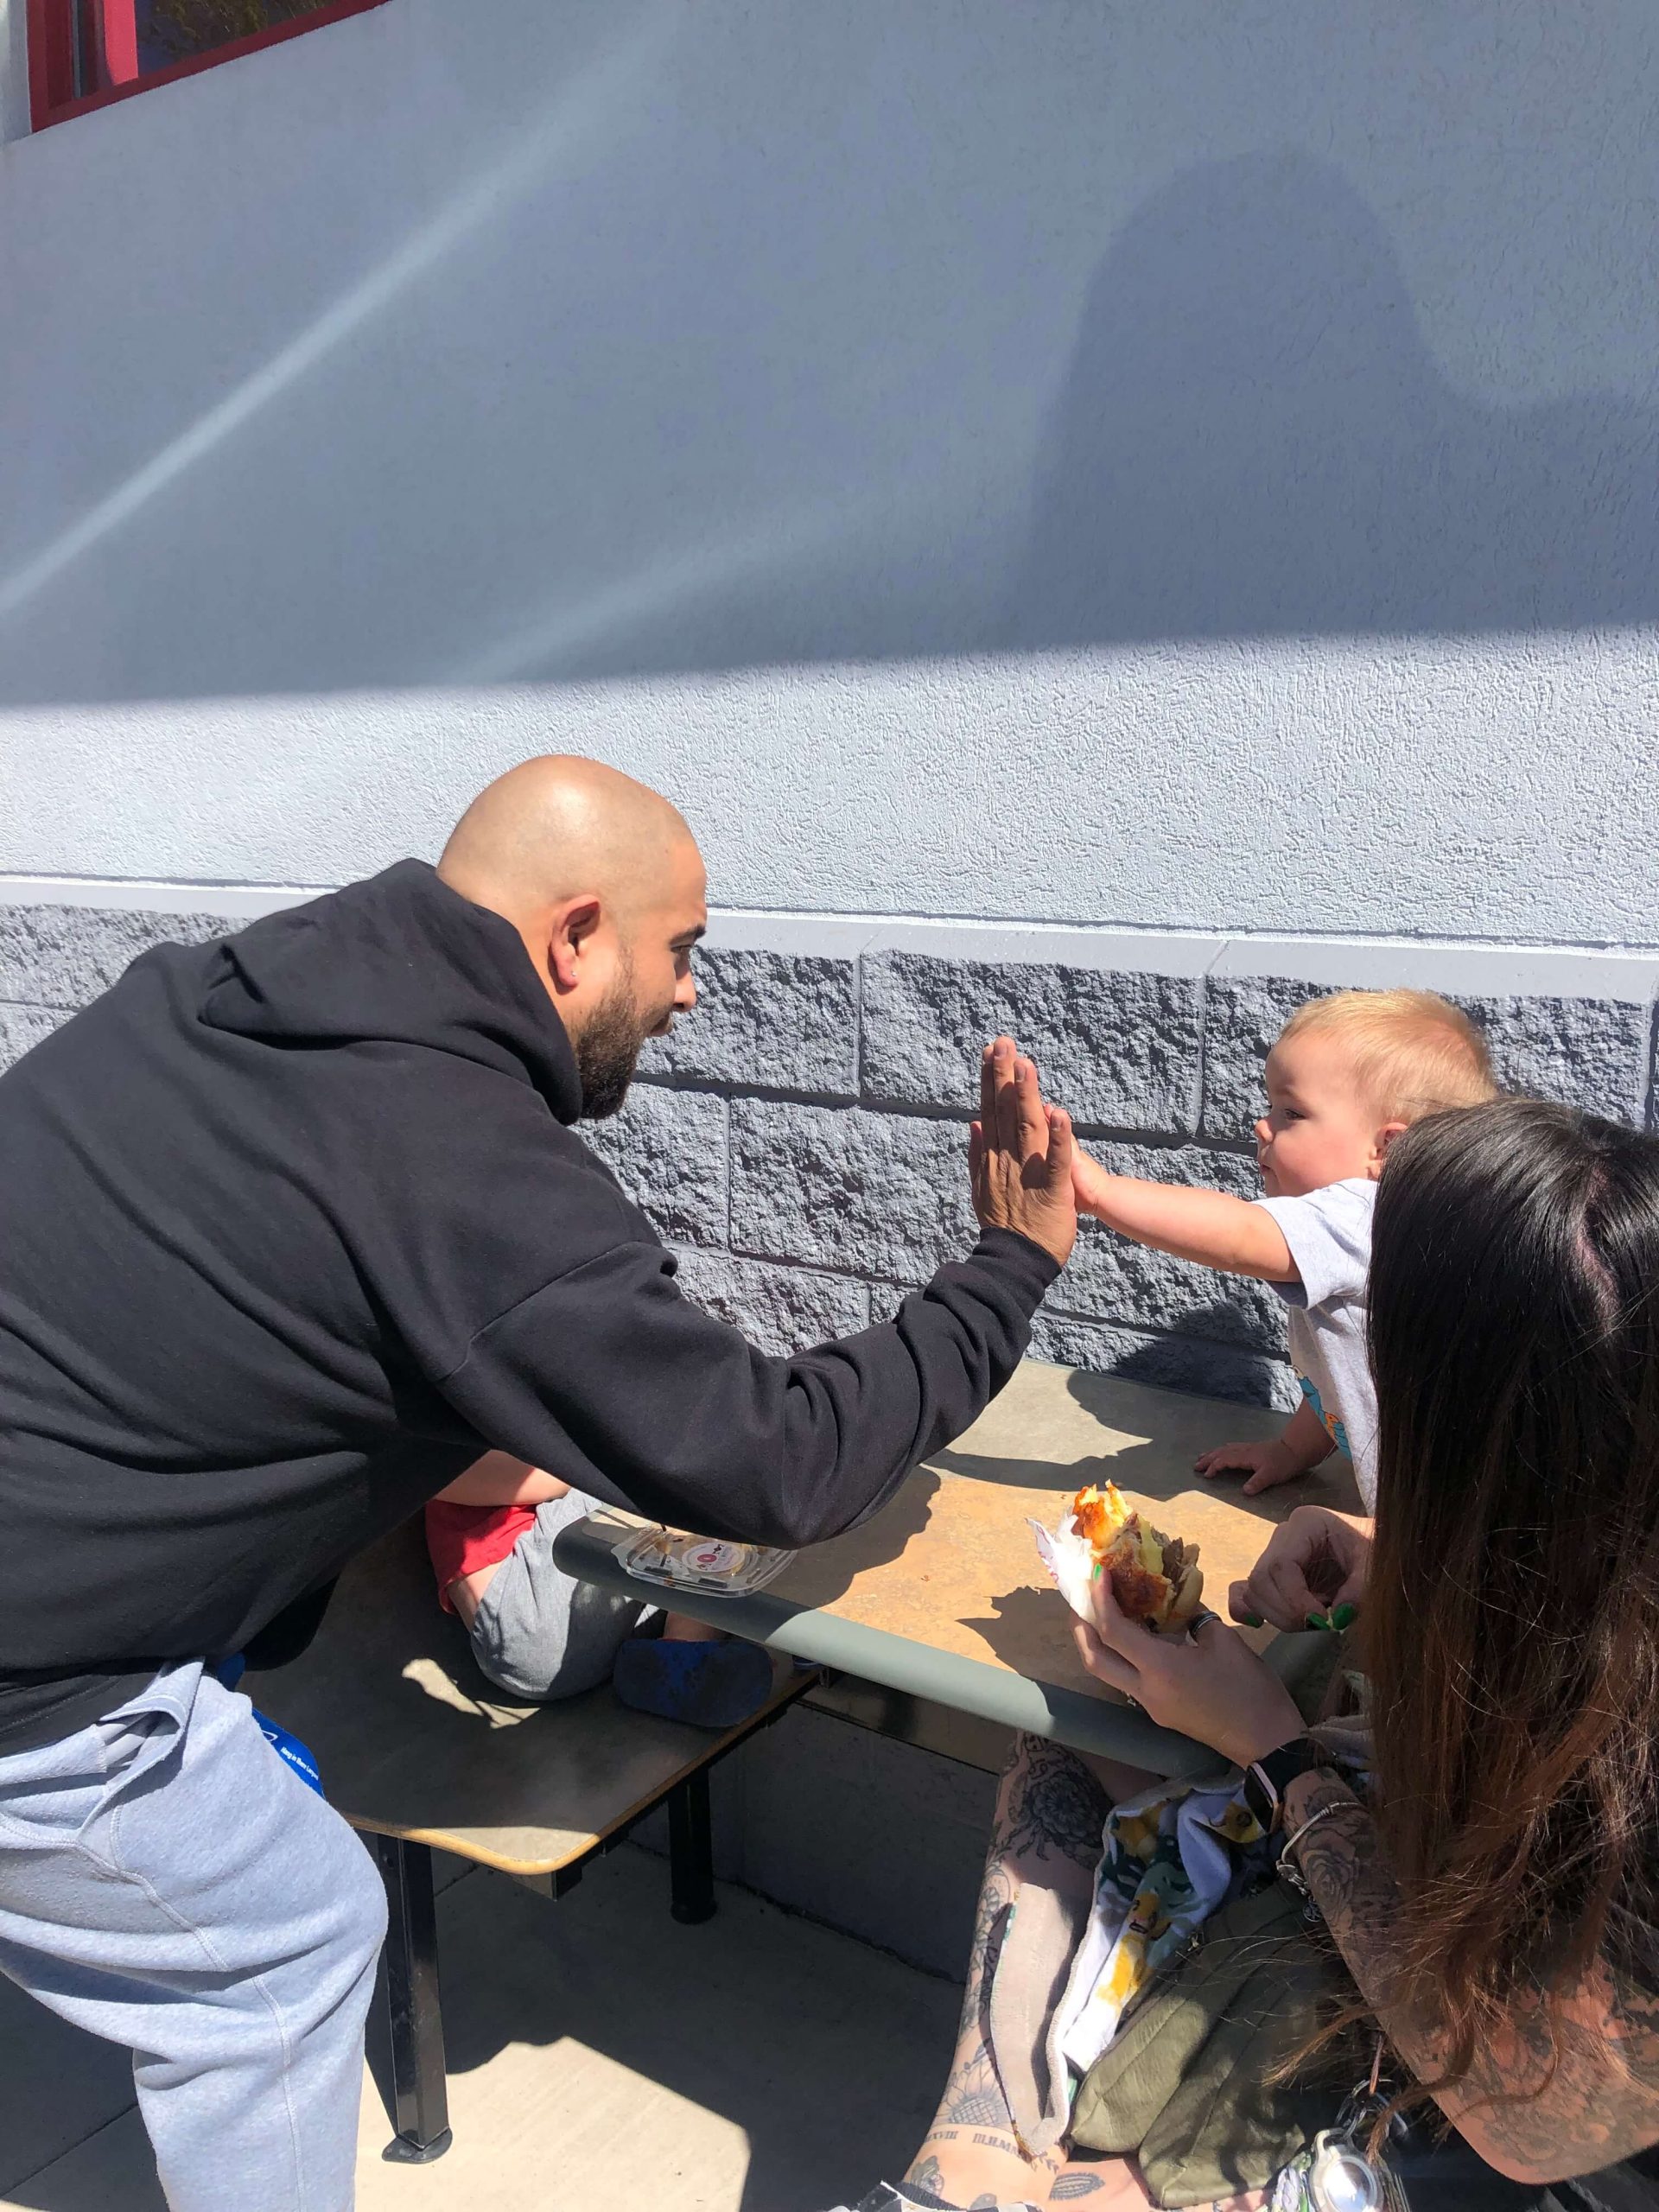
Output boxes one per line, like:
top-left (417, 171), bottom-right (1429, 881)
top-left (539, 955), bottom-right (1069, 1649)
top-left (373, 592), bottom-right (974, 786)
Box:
top-left (424, 1452), bottom-right (773, 1727)
top-left (1070, 988), bottom-right (1497, 1517)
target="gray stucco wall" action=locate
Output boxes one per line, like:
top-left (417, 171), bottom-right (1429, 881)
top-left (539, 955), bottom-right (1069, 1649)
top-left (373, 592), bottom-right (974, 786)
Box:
top-left (5, 894), bottom-right (1655, 1402)
top-left (2, 2), bottom-right (1656, 949)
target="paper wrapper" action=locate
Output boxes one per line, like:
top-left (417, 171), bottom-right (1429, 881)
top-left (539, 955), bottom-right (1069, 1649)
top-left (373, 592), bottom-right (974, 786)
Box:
top-left (1030, 1510), bottom-right (1100, 1624)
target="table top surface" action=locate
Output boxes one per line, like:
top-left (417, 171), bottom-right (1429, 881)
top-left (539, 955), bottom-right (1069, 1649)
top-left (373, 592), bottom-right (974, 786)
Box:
top-left (559, 1359), bottom-right (1360, 1771)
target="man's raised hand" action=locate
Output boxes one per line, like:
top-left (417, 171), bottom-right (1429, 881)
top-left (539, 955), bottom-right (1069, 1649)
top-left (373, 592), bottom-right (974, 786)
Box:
top-left (967, 1036), bottom-right (1077, 1270)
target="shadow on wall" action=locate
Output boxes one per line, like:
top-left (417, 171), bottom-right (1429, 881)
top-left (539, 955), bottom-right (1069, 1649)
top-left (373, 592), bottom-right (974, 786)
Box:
top-left (446, 150), bottom-right (1659, 690)
top-left (1009, 152), bottom-right (1659, 650)
top-left (3, 124), bottom-right (1656, 712)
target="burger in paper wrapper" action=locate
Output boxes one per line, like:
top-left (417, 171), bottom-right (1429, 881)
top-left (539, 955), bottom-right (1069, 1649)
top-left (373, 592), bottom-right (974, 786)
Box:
top-left (1032, 1479), bottom-right (1204, 1634)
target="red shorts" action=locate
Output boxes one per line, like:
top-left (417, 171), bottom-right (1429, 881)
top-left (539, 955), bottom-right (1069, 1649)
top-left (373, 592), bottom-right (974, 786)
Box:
top-left (423, 1499), bottom-right (537, 1614)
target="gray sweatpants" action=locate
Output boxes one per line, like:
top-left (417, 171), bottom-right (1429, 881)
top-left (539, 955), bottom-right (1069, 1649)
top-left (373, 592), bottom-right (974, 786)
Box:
top-left (0, 1662), bottom-right (386, 2212)
top-left (465, 1487), bottom-right (658, 1701)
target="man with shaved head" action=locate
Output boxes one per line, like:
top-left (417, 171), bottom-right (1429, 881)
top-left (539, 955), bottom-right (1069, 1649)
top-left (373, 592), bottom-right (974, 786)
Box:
top-left (438, 754), bottom-right (709, 1118)
top-left (0, 756), bottom-right (1076, 2209)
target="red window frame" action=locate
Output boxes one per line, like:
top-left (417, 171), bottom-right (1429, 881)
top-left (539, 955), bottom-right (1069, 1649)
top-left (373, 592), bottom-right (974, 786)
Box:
top-left (27, 0), bottom-right (391, 131)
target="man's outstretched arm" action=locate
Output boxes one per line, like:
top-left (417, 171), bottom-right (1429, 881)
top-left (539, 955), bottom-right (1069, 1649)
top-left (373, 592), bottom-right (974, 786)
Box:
top-left (436, 1042), bottom-right (1076, 1550)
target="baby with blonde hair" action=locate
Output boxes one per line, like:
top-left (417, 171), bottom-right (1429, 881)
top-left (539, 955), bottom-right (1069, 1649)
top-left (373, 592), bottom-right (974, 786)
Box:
top-left (1071, 988), bottom-right (1497, 1521)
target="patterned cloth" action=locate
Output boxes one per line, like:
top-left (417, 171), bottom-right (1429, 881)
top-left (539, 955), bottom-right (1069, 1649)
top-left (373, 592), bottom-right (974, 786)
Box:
top-left (1053, 1772), bottom-right (1274, 2081)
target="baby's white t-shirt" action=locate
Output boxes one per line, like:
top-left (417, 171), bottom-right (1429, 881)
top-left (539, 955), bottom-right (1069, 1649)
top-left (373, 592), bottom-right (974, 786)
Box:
top-left (1251, 1177), bottom-right (1378, 1511)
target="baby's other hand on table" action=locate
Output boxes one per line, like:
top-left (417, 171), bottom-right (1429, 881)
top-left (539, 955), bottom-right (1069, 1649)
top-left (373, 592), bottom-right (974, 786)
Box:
top-left (1194, 1437), bottom-right (1306, 1497)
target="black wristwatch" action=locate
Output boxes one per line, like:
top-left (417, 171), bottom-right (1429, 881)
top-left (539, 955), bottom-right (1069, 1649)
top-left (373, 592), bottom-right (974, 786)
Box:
top-left (1242, 1735), bottom-right (1324, 1834)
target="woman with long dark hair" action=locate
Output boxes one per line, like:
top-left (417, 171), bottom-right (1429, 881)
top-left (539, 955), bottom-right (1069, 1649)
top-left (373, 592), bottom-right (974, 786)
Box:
top-left (839, 1099), bottom-right (1659, 2211)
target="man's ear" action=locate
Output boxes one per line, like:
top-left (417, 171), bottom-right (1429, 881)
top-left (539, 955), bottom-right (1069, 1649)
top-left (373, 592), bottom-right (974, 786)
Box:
top-left (545, 896), bottom-right (602, 993)
top-left (1371, 1119), bottom-right (1410, 1175)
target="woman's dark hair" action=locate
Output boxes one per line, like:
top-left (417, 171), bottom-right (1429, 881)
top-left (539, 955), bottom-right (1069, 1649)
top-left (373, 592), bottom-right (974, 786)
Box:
top-left (1364, 1096), bottom-right (1659, 2096)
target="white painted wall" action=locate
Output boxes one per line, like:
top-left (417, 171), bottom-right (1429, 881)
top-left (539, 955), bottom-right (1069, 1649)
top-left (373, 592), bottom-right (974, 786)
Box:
top-left (1, 2), bottom-right (1656, 944)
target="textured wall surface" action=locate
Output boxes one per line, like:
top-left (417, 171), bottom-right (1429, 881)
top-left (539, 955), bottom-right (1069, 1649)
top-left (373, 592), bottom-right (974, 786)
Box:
top-left (7, 894), bottom-right (1656, 1406)
top-left (5, 643), bottom-right (1659, 952)
top-left (3, 1), bottom-right (1656, 947)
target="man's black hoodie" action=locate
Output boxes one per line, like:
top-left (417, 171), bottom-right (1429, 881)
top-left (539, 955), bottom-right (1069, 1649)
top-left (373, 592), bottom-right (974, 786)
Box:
top-left (0, 862), bottom-right (1057, 1748)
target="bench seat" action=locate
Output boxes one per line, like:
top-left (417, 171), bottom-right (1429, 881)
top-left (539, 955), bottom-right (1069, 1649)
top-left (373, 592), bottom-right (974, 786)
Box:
top-left (249, 1518), bottom-right (810, 2158)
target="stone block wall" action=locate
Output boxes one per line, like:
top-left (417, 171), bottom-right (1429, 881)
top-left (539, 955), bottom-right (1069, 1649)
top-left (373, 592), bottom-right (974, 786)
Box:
top-left (3, 895), bottom-right (1656, 1404)
top-left (598, 921), bottom-right (1659, 1405)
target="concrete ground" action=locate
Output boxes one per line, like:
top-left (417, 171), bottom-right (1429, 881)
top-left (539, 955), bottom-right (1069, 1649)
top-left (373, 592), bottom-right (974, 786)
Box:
top-left (0, 1840), bottom-right (963, 2212)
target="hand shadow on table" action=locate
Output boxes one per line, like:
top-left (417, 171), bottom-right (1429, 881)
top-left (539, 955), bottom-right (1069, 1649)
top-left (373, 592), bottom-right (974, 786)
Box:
top-left (1061, 1367), bottom-right (1362, 1519)
top-left (928, 1440), bottom-right (1213, 1516)
top-left (959, 1582), bottom-right (1276, 1776)
top-left (959, 1579), bottom-right (1098, 1699)
top-left (771, 1466), bottom-right (940, 1610)
top-left (929, 1434), bottom-right (1348, 1527)
top-left (927, 1349), bottom-right (1290, 1512)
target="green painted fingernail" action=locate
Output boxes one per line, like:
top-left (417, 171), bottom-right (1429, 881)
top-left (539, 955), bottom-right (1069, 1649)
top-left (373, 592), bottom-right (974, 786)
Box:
top-left (1241, 1612), bottom-right (1265, 1629)
top-left (1331, 1602), bottom-right (1357, 1630)
top-left (1306, 1611), bottom-right (1332, 1631)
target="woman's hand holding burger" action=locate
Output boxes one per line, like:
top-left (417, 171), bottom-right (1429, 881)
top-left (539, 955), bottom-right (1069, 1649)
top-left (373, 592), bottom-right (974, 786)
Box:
top-left (1074, 1579), bottom-right (1305, 1769)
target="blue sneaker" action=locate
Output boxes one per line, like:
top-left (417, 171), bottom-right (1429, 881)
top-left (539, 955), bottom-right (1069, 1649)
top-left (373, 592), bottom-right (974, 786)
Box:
top-left (612, 1637), bottom-right (774, 1730)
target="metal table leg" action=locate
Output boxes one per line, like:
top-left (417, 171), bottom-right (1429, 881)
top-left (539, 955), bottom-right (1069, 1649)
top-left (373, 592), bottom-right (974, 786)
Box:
top-left (376, 1834), bottom-right (453, 2162)
top-left (667, 1768), bottom-right (716, 1924)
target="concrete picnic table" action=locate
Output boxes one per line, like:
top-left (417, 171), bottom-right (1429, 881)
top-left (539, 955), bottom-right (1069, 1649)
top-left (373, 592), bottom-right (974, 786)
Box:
top-left (554, 1358), bottom-right (1362, 1779)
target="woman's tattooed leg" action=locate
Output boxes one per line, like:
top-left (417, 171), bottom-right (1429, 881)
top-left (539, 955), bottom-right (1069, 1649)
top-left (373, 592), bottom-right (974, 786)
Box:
top-left (904, 1734), bottom-right (1110, 2206)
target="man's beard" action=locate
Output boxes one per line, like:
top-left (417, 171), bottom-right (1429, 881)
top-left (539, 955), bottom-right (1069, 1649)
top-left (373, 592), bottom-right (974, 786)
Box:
top-left (573, 954), bottom-right (654, 1121)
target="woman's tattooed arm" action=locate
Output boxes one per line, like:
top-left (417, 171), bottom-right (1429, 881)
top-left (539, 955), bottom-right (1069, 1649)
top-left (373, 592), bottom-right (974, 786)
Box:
top-left (1285, 1770), bottom-right (1659, 2183)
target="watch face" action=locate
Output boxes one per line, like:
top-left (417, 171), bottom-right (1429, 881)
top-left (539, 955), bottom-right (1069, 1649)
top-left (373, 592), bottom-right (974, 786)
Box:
top-left (1243, 1765), bottom-right (1277, 1831)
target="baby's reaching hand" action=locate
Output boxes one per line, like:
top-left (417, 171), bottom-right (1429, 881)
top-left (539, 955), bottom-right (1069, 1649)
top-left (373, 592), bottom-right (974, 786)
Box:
top-left (1070, 1144), bottom-right (1114, 1218)
top-left (1193, 1437), bottom-right (1306, 1497)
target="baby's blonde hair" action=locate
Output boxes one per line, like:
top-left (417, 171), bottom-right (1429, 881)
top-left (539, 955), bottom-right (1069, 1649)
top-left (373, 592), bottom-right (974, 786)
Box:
top-left (1277, 988), bottom-right (1497, 1125)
